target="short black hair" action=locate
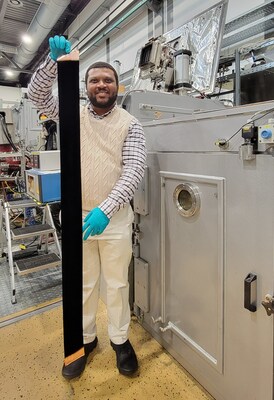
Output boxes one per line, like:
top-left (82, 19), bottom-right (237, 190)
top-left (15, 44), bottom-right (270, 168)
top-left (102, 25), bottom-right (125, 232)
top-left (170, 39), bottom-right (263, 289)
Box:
top-left (85, 62), bottom-right (119, 86)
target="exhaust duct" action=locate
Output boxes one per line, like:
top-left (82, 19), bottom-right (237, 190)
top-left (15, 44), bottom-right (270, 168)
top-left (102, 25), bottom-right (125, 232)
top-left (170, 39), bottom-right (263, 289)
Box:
top-left (12, 0), bottom-right (71, 71)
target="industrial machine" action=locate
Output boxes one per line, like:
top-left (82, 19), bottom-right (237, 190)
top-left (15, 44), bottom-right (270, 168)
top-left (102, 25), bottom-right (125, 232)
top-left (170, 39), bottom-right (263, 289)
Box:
top-left (124, 1), bottom-right (274, 399)
top-left (0, 96), bottom-right (61, 305)
top-left (130, 92), bottom-right (274, 400)
top-left (25, 150), bottom-right (61, 203)
top-left (130, 1), bottom-right (227, 96)
top-left (0, 95), bottom-right (61, 200)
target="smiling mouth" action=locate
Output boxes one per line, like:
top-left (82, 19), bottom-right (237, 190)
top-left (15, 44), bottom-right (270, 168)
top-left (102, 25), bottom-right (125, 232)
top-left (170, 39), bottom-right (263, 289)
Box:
top-left (97, 92), bottom-right (108, 97)
top-left (96, 93), bottom-right (109, 100)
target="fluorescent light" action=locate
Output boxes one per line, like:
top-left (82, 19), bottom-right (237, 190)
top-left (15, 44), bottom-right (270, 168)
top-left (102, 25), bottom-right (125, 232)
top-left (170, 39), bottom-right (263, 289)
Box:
top-left (22, 34), bottom-right (32, 44)
top-left (5, 70), bottom-right (14, 77)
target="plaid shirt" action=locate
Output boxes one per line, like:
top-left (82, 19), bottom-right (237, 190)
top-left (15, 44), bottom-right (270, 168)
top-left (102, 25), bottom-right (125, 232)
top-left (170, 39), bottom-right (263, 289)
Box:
top-left (28, 55), bottom-right (146, 218)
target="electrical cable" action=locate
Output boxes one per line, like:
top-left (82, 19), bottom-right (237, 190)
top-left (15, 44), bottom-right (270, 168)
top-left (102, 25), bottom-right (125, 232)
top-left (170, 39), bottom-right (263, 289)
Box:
top-left (4, 181), bottom-right (21, 194)
top-left (24, 237), bottom-right (39, 248)
top-left (0, 114), bottom-right (18, 152)
top-left (217, 69), bottom-right (224, 98)
top-left (223, 107), bottom-right (274, 144)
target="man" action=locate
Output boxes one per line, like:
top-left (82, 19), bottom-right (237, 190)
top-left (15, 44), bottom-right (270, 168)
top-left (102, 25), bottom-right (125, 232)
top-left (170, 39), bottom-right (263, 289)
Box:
top-left (28, 36), bottom-right (146, 379)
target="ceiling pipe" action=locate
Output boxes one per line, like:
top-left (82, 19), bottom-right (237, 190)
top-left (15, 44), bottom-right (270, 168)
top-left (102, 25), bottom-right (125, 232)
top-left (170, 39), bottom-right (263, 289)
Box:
top-left (12, 0), bottom-right (71, 71)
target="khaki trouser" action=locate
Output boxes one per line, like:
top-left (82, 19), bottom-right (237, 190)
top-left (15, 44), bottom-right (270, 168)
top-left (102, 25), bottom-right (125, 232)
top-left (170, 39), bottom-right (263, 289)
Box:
top-left (82, 205), bottom-right (134, 345)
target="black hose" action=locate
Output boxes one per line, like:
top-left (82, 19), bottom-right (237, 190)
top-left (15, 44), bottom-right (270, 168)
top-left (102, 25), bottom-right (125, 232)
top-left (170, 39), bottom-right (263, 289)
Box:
top-left (0, 114), bottom-right (18, 152)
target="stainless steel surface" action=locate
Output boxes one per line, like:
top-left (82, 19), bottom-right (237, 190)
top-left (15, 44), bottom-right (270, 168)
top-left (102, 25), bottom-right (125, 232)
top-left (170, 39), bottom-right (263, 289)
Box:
top-left (139, 103), bottom-right (196, 115)
top-left (129, 91), bottom-right (274, 400)
top-left (133, 166), bottom-right (149, 216)
top-left (160, 171), bottom-right (224, 375)
top-left (239, 143), bottom-right (255, 160)
top-left (125, 90), bottom-right (226, 123)
top-left (134, 257), bottom-right (149, 313)
top-left (141, 100), bottom-right (274, 154)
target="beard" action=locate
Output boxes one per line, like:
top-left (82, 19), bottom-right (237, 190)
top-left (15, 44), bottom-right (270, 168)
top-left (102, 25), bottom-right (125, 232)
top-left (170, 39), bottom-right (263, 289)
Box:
top-left (88, 92), bottom-right (117, 109)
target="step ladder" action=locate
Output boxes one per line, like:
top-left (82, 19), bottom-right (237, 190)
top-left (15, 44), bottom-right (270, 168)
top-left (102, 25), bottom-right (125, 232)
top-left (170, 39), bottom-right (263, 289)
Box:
top-left (1, 197), bottom-right (62, 304)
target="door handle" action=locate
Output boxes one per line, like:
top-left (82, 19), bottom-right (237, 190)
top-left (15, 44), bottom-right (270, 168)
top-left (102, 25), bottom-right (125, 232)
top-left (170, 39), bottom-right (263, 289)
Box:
top-left (244, 273), bottom-right (257, 312)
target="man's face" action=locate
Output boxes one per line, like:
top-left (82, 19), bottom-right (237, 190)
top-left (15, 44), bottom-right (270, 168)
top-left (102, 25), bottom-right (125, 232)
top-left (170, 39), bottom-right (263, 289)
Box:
top-left (86, 68), bottom-right (118, 114)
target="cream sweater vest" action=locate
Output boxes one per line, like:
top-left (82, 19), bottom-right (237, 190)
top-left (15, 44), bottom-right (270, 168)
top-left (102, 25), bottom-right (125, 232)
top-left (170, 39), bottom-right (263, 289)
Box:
top-left (80, 106), bottom-right (134, 211)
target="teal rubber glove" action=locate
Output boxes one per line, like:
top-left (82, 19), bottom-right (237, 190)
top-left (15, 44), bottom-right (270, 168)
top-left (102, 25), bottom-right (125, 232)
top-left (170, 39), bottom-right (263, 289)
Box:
top-left (83, 207), bottom-right (110, 240)
top-left (49, 35), bottom-right (71, 61)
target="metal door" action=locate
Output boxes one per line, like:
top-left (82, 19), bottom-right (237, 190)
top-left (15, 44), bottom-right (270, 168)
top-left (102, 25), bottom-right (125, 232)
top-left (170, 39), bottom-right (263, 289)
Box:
top-left (160, 172), bottom-right (224, 373)
top-left (136, 152), bottom-right (274, 400)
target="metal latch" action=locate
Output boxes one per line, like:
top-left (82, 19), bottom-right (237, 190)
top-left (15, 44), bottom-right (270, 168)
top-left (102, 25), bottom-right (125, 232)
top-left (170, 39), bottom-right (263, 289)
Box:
top-left (262, 294), bottom-right (274, 316)
top-left (132, 225), bottom-right (140, 258)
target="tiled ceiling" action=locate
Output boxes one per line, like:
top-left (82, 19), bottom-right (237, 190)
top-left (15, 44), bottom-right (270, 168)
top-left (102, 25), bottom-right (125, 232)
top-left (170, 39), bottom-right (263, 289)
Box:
top-left (0, 0), bottom-right (91, 88)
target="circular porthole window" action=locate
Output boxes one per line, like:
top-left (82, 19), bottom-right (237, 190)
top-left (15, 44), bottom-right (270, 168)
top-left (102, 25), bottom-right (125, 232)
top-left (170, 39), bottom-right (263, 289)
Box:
top-left (173, 183), bottom-right (200, 217)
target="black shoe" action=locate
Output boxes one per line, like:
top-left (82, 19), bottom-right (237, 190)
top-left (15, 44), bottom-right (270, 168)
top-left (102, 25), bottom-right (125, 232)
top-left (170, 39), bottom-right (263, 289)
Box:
top-left (111, 340), bottom-right (138, 376)
top-left (84, 336), bottom-right (98, 358)
top-left (62, 337), bottom-right (98, 380)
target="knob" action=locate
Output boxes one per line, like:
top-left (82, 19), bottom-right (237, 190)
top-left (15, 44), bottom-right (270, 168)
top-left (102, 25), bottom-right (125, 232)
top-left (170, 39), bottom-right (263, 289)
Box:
top-left (261, 129), bottom-right (272, 139)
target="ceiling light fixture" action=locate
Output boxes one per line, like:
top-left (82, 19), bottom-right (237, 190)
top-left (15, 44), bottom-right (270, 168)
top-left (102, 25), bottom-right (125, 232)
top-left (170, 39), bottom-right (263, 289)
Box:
top-left (22, 34), bottom-right (32, 44)
top-left (8, 0), bottom-right (23, 7)
top-left (5, 70), bottom-right (14, 77)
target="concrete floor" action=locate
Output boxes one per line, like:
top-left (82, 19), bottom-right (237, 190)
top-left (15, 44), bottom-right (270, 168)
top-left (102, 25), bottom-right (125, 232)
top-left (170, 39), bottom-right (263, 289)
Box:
top-left (0, 301), bottom-right (214, 400)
